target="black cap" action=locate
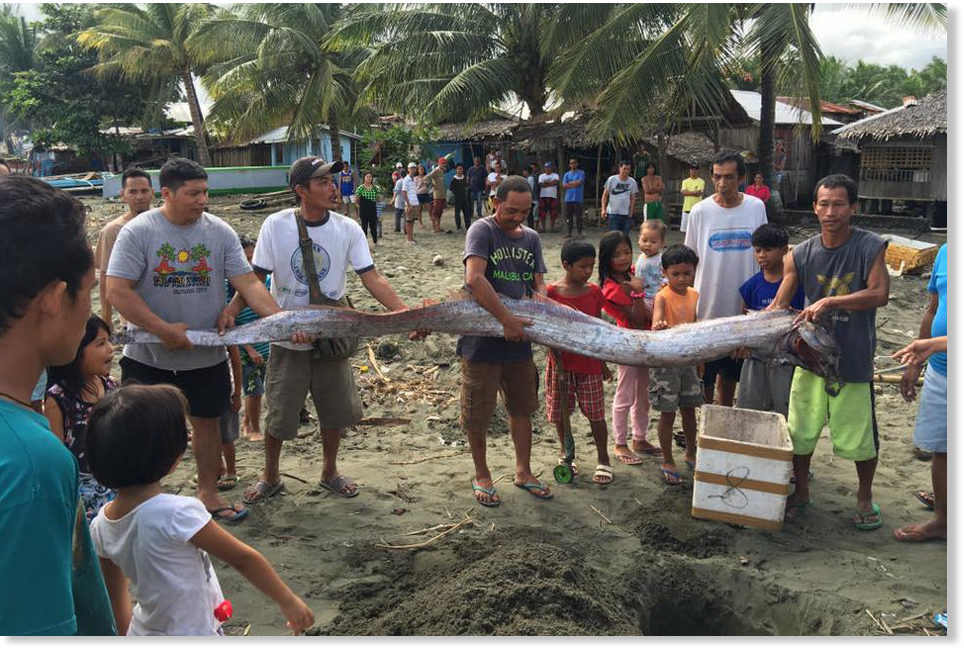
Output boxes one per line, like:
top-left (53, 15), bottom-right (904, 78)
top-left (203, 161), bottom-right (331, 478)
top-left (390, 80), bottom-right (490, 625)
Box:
top-left (288, 156), bottom-right (344, 191)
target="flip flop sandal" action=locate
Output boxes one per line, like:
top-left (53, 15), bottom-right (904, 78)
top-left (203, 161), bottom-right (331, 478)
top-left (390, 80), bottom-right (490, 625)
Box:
top-left (783, 499), bottom-right (811, 522)
top-left (660, 467), bottom-right (683, 485)
top-left (217, 475), bottom-right (239, 492)
top-left (242, 479), bottom-right (285, 505)
top-left (853, 502), bottom-right (882, 531)
top-left (319, 475), bottom-right (359, 498)
top-left (471, 480), bottom-right (501, 508)
top-left (615, 452), bottom-right (644, 466)
top-left (915, 490), bottom-right (935, 510)
top-left (514, 480), bottom-right (553, 500)
top-left (593, 464), bottom-right (614, 485)
top-left (208, 504), bottom-right (249, 524)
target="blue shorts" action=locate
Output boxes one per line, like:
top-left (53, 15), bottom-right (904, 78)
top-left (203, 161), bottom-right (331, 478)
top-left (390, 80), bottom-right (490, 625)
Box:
top-left (913, 365), bottom-right (946, 453)
top-left (219, 409), bottom-right (240, 444)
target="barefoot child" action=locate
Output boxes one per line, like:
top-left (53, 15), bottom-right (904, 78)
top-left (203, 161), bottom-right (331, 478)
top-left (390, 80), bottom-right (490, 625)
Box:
top-left (735, 224), bottom-right (805, 418)
top-left (598, 231), bottom-right (660, 465)
top-left (546, 240), bottom-right (614, 485)
top-left (45, 315), bottom-right (118, 521)
top-left (234, 236), bottom-right (270, 442)
top-left (87, 384), bottom-right (315, 636)
top-left (649, 245), bottom-right (704, 485)
top-left (636, 219), bottom-right (668, 313)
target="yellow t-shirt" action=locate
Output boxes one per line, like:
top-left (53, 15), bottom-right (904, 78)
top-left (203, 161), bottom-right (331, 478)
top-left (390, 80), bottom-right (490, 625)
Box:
top-left (681, 177), bottom-right (705, 213)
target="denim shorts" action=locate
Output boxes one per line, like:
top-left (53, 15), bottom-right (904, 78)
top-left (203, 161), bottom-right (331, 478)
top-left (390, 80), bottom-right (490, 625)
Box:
top-left (913, 365), bottom-right (947, 453)
top-left (242, 359), bottom-right (266, 397)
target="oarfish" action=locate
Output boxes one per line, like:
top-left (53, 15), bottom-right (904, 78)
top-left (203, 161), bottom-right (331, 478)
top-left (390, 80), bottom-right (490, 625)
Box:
top-left (113, 296), bottom-right (839, 376)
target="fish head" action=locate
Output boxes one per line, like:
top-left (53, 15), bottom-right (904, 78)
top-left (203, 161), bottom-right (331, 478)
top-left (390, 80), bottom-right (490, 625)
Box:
top-left (780, 318), bottom-right (840, 381)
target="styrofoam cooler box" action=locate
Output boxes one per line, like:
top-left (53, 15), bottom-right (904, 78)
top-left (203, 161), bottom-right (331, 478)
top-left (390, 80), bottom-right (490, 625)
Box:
top-left (691, 405), bottom-right (793, 530)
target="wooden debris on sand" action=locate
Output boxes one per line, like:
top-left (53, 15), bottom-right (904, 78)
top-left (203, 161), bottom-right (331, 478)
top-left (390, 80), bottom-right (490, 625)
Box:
top-left (376, 513), bottom-right (474, 550)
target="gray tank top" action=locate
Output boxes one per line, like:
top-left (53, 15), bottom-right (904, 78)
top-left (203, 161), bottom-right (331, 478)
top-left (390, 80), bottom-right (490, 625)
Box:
top-left (793, 228), bottom-right (887, 383)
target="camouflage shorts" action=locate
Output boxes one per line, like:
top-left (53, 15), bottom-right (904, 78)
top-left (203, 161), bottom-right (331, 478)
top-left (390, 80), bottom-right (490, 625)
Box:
top-left (648, 366), bottom-right (704, 413)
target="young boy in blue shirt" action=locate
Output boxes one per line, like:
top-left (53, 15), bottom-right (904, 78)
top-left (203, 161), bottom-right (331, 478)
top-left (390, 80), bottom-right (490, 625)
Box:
top-left (735, 223), bottom-right (805, 418)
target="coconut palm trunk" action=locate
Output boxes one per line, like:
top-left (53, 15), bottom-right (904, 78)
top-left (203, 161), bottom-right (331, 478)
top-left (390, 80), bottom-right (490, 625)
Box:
top-left (182, 68), bottom-right (211, 166)
top-left (329, 113), bottom-right (343, 163)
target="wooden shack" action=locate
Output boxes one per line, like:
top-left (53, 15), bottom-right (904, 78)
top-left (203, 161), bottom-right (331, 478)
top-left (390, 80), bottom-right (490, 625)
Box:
top-left (832, 88), bottom-right (947, 226)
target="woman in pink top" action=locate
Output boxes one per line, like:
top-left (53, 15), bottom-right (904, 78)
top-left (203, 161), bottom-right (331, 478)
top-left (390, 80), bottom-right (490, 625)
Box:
top-left (745, 172), bottom-right (771, 203)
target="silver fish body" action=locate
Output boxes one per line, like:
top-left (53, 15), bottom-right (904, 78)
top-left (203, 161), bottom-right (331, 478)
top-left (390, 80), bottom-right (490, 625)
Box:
top-left (112, 297), bottom-right (838, 375)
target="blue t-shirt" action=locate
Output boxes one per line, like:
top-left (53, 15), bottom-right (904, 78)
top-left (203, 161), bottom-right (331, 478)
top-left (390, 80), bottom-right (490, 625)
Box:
top-left (928, 244), bottom-right (947, 376)
top-left (0, 400), bottom-right (79, 635)
top-left (739, 271), bottom-right (805, 311)
top-left (563, 170), bottom-right (586, 203)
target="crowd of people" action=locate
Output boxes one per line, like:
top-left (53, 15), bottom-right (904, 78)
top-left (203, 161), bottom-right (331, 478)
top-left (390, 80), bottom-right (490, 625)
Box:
top-left (0, 144), bottom-right (946, 636)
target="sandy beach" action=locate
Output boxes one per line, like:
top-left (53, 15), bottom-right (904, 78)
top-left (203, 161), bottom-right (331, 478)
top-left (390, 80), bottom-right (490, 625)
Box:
top-left (83, 195), bottom-right (946, 636)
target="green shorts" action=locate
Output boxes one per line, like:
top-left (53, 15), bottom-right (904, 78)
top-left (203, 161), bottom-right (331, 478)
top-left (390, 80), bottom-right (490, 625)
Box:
top-left (644, 200), bottom-right (664, 223)
top-left (787, 367), bottom-right (879, 461)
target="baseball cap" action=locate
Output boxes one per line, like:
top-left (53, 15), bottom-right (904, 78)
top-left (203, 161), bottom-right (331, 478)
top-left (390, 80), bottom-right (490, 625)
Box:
top-left (437, 157), bottom-right (447, 165)
top-left (395, 162), bottom-right (403, 168)
top-left (544, 161), bottom-right (552, 167)
top-left (407, 162), bottom-right (417, 168)
top-left (288, 156), bottom-right (343, 190)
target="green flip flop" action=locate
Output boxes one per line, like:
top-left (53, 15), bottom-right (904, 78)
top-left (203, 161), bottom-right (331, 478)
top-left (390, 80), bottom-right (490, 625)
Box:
top-left (853, 502), bottom-right (882, 531)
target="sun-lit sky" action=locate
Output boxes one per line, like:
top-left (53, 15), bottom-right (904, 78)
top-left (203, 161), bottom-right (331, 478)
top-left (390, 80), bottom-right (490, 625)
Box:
top-left (8, 1), bottom-right (948, 71)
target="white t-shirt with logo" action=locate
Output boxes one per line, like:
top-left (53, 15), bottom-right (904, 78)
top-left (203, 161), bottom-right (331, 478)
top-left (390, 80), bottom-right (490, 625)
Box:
top-left (253, 208), bottom-right (374, 351)
top-left (89, 494), bottom-right (223, 636)
top-left (683, 194), bottom-right (767, 320)
top-left (603, 175), bottom-right (639, 216)
top-left (538, 172), bottom-right (560, 199)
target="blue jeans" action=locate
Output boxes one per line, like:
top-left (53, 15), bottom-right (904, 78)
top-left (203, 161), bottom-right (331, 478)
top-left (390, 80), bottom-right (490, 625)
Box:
top-left (607, 213), bottom-right (632, 234)
top-left (470, 191), bottom-right (485, 217)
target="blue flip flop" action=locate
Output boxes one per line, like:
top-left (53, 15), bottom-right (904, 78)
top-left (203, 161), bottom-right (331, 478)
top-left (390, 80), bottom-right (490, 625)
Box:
top-left (209, 505), bottom-right (249, 524)
top-left (514, 480), bottom-right (553, 500)
top-left (471, 480), bottom-right (501, 507)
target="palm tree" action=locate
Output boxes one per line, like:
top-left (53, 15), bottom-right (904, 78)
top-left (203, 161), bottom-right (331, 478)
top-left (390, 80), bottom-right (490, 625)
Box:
top-left (188, 3), bottom-right (367, 163)
top-left (77, 3), bottom-right (217, 166)
top-left (327, 3), bottom-right (636, 124)
top-left (552, 3), bottom-right (945, 190)
top-left (0, 4), bottom-right (36, 150)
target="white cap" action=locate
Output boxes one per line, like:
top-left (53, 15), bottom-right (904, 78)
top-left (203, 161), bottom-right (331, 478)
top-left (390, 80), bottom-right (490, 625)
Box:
top-left (395, 162), bottom-right (403, 168)
top-left (407, 162), bottom-right (417, 168)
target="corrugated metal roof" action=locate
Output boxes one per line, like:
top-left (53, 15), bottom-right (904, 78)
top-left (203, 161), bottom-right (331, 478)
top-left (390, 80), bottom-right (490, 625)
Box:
top-left (248, 125), bottom-right (362, 144)
top-left (729, 90), bottom-right (843, 126)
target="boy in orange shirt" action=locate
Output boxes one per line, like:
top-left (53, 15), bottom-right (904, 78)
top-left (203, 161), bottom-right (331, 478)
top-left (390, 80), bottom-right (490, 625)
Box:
top-left (546, 240), bottom-right (614, 485)
top-left (649, 245), bottom-right (704, 485)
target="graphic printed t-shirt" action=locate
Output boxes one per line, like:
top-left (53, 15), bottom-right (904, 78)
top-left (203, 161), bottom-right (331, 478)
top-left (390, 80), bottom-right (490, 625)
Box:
top-left (792, 227), bottom-right (887, 383)
top-left (107, 209), bottom-right (252, 371)
top-left (656, 285), bottom-right (699, 328)
top-left (538, 172), bottom-right (560, 199)
top-left (547, 284), bottom-right (605, 374)
top-left (90, 494), bottom-right (224, 636)
top-left (0, 400), bottom-right (78, 635)
top-left (603, 175), bottom-right (638, 215)
top-left (563, 169), bottom-right (586, 203)
top-left (680, 177), bottom-right (705, 213)
top-left (739, 271), bottom-right (805, 311)
top-left (457, 217), bottom-right (546, 362)
top-left (253, 208), bottom-right (374, 351)
top-left (635, 252), bottom-right (665, 308)
top-left (928, 244), bottom-right (947, 376)
top-left (339, 168), bottom-right (354, 197)
top-left (683, 194), bottom-right (767, 320)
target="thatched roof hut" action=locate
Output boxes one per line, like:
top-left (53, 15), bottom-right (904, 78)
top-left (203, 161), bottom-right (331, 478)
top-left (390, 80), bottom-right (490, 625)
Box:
top-left (436, 118), bottom-right (519, 142)
top-left (833, 88), bottom-right (946, 142)
top-left (642, 131), bottom-right (717, 166)
top-left (512, 112), bottom-right (603, 153)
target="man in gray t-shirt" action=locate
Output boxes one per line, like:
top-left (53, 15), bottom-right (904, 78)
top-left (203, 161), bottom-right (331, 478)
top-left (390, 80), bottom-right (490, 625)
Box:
top-left (769, 174), bottom-right (889, 530)
top-left (106, 158), bottom-right (288, 522)
top-left (460, 175), bottom-right (551, 507)
top-left (601, 161), bottom-right (639, 234)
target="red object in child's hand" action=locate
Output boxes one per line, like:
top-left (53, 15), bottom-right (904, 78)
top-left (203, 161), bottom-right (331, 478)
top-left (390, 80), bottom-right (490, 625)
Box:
top-left (214, 600), bottom-right (233, 622)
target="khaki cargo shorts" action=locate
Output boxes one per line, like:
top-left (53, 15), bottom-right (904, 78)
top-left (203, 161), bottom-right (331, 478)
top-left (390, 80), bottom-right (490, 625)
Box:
top-left (264, 345), bottom-right (363, 440)
top-left (460, 357), bottom-right (539, 432)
